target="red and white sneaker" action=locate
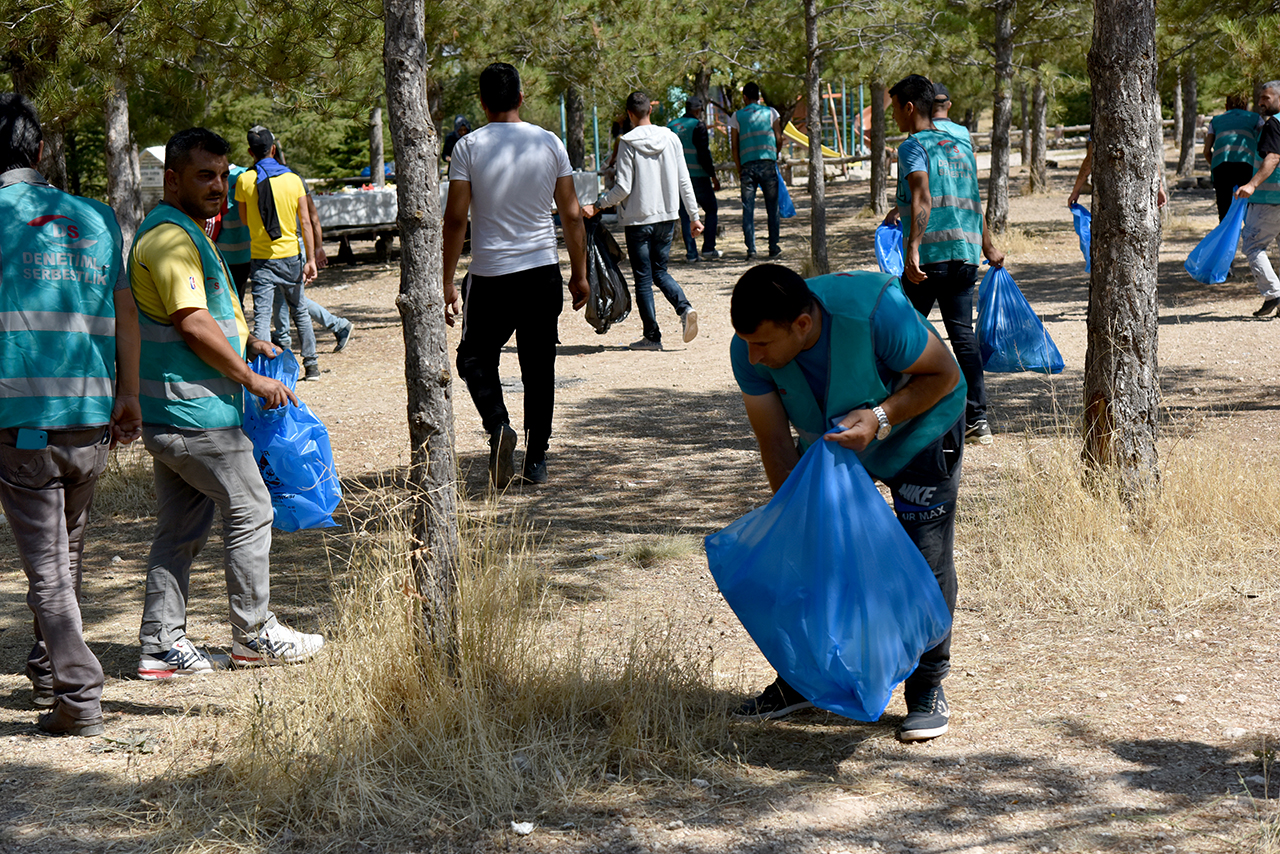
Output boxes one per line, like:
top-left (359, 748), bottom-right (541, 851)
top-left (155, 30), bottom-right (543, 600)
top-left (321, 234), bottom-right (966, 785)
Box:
top-left (137, 636), bottom-right (229, 680)
top-left (231, 622), bottom-right (325, 666)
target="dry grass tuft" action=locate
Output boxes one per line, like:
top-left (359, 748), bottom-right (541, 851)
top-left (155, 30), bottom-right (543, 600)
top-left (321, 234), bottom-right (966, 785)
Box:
top-left (143, 492), bottom-right (730, 849)
top-left (623, 533), bottom-right (701, 568)
top-left (964, 434), bottom-right (1280, 617)
top-left (93, 443), bottom-right (155, 516)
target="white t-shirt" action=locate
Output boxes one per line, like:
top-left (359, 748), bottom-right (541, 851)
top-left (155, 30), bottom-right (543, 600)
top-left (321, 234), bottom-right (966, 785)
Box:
top-left (448, 121), bottom-right (572, 277)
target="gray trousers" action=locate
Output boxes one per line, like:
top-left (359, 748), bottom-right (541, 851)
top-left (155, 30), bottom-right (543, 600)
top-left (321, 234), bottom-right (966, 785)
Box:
top-left (139, 425), bottom-right (277, 654)
top-left (0, 426), bottom-right (110, 721)
top-left (1242, 202), bottom-right (1280, 300)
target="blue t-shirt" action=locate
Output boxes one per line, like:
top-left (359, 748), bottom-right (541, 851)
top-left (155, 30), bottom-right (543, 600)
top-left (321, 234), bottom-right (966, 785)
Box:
top-left (731, 284), bottom-right (929, 411)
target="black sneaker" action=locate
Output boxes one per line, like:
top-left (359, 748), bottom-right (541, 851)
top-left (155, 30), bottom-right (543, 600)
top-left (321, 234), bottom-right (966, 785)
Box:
top-left (302, 363), bottom-right (321, 381)
top-left (745, 250), bottom-right (759, 262)
top-left (1254, 298), bottom-right (1280, 318)
top-left (489, 424), bottom-right (517, 488)
top-left (899, 684), bottom-right (950, 742)
top-left (733, 677), bottom-right (815, 721)
top-left (334, 321), bottom-right (355, 352)
top-left (768, 248), bottom-right (784, 260)
top-left (521, 458), bottom-right (548, 485)
top-left (965, 420), bottom-right (993, 446)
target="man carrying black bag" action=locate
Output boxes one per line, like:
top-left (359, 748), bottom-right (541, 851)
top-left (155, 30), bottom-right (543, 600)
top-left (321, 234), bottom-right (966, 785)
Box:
top-left (729, 264), bottom-right (965, 742)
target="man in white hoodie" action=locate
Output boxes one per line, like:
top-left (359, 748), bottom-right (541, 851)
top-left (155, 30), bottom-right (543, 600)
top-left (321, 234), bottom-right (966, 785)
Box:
top-left (584, 91), bottom-right (704, 351)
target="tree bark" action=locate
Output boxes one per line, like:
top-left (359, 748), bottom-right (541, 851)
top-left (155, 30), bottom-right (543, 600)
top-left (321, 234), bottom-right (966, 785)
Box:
top-left (565, 85), bottom-right (586, 169)
top-left (104, 58), bottom-right (143, 251)
top-left (370, 106), bottom-right (386, 188)
top-left (1029, 76), bottom-right (1048, 193)
top-left (1020, 81), bottom-right (1031, 167)
top-left (1083, 0), bottom-right (1162, 504)
top-left (1177, 61), bottom-right (1197, 178)
top-left (693, 63), bottom-right (712, 105)
top-left (1170, 74), bottom-right (1182, 148)
top-left (986, 0), bottom-right (1014, 234)
top-left (39, 129), bottom-right (67, 191)
top-left (804, 0), bottom-right (828, 275)
top-left (383, 0), bottom-right (460, 634)
top-left (870, 79), bottom-right (888, 215)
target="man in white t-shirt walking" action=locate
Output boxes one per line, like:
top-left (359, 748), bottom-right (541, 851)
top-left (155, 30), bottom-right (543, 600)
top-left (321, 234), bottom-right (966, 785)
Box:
top-left (584, 91), bottom-right (703, 351)
top-left (443, 62), bottom-right (589, 487)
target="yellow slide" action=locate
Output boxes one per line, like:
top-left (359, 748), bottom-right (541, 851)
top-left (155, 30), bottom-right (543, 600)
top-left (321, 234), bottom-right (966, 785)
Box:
top-left (783, 121), bottom-right (842, 158)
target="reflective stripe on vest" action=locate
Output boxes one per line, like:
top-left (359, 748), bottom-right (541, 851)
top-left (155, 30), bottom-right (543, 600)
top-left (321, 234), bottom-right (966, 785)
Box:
top-left (1211, 110), bottom-right (1261, 169)
top-left (669, 117), bottom-right (708, 178)
top-left (131, 203), bottom-right (244, 429)
top-left (736, 104), bottom-right (777, 164)
top-left (755, 271), bottom-right (966, 481)
top-left (898, 130), bottom-right (984, 266)
top-left (0, 177), bottom-right (121, 429)
top-left (1252, 117), bottom-right (1280, 205)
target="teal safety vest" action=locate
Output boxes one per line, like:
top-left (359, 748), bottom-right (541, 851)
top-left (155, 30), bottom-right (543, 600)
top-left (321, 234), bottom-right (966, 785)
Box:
top-left (668, 116), bottom-right (708, 178)
top-left (216, 164), bottom-right (251, 266)
top-left (1252, 116), bottom-right (1280, 205)
top-left (753, 271), bottom-right (966, 481)
top-left (1209, 110), bottom-right (1261, 170)
top-left (735, 103), bottom-right (778, 164)
top-left (131, 203), bottom-right (244, 429)
top-left (896, 129), bottom-right (983, 266)
top-left (0, 169), bottom-right (121, 429)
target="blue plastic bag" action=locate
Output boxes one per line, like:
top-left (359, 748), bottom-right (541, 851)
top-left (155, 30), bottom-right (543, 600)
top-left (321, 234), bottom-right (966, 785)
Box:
top-left (1070, 203), bottom-right (1092, 272)
top-left (976, 265), bottom-right (1065, 374)
top-left (1185, 194), bottom-right (1247, 284)
top-left (777, 165), bottom-right (797, 218)
top-left (705, 438), bottom-right (952, 722)
top-left (875, 221), bottom-right (905, 277)
top-left (243, 349), bottom-right (341, 531)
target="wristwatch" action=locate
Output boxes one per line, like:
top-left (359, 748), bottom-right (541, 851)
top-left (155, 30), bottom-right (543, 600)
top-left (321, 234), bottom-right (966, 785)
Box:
top-left (871, 405), bottom-right (892, 441)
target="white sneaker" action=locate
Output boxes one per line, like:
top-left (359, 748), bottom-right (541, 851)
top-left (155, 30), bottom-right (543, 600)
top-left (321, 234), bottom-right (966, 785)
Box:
top-left (137, 636), bottom-right (229, 680)
top-left (231, 622), bottom-right (325, 666)
top-left (681, 308), bottom-right (699, 343)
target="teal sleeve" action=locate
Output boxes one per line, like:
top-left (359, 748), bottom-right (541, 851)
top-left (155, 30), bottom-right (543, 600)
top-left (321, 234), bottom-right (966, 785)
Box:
top-left (872, 283), bottom-right (929, 373)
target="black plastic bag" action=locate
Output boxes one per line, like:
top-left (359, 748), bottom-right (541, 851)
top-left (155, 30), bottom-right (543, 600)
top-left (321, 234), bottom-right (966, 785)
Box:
top-left (583, 217), bottom-right (631, 334)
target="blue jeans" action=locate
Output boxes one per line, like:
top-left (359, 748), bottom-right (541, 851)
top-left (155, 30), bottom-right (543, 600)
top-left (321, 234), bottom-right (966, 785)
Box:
top-left (274, 294), bottom-right (347, 351)
top-left (624, 221), bottom-right (692, 343)
top-left (678, 176), bottom-right (719, 259)
top-left (904, 262), bottom-right (986, 426)
top-left (740, 159), bottom-right (780, 255)
top-left (249, 257), bottom-right (317, 367)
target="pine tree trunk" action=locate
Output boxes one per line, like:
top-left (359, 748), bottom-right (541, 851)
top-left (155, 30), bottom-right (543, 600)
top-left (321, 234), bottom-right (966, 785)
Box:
top-left (804, 0), bottom-right (828, 274)
top-left (1083, 0), bottom-right (1162, 504)
top-left (986, 0), bottom-right (1014, 234)
top-left (370, 106), bottom-right (386, 188)
top-left (39, 129), bottom-right (67, 191)
top-left (870, 79), bottom-right (888, 215)
top-left (1171, 75), bottom-right (1182, 148)
top-left (1020, 81), bottom-right (1031, 167)
top-left (104, 61), bottom-right (142, 251)
top-left (1030, 77), bottom-right (1048, 193)
top-left (1177, 62), bottom-right (1197, 178)
top-left (693, 63), bottom-right (712, 105)
top-left (565, 85), bottom-right (586, 170)
top-left (383, 0), bottom-right (460, 633)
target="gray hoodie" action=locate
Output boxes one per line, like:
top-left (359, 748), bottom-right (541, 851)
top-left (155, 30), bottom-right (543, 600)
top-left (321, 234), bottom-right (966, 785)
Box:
top-left (598, 124), bottom-right (700, 227)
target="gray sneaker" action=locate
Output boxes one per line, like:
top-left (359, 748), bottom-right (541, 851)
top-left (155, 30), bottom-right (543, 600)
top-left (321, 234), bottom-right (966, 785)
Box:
top-left (629, 337), bottom-right (663, 351)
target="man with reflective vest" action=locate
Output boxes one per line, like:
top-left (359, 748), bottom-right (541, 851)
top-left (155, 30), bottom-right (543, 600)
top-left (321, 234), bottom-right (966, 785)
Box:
top-left (1237, 82), bottom-right (1280, 318)
top-left (129, 127), bottom-right (324, 680)
top-left (729, 264), bottom-right (966, 741)
top-left (884, 75), bottom-right (1004, 446)
top-left (214, 163), bottom-right (252, 308)
top-left (0, 92), bottom-right (141, 737)
top-left (730, 82), bottom-right (783, 260)
top-left (1203, 93), bottom-right (1260, 222)
top-left (670, 96), bottom-right (722, 262)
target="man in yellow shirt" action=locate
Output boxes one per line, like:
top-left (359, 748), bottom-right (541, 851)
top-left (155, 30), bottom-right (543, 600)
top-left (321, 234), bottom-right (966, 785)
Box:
top-left (235, 126), bottom-right (320, 380)
top-left (130, 127), bottom-right (325, 677)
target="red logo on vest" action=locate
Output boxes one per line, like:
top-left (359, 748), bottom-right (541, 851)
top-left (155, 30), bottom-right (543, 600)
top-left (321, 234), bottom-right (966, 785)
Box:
top-left (27, 214), bottom-right (97, 248)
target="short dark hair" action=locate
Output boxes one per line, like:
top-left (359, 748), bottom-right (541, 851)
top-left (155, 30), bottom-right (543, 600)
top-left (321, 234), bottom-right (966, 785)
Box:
top-left (889, 75), bottom-right (935, 117)
top-left (731, 264), bottom-right (816, 333)
top-left (0, 92), bottom-right (43, 172)
top-left (1227, 92), bottom-right (1249, 111)
top-left (165, 127), bottom-right (231, 174)
top-left (743, 82), bottom-right (761, 104)
top-left (625, 91), bottom-right (651, 118)
top-left (479, 62), bottom-right (521, 113)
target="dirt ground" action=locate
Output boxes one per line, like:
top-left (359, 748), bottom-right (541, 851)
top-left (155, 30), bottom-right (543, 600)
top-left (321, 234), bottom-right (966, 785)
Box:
top-left (1, 146), bottom-right (1278, 854)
